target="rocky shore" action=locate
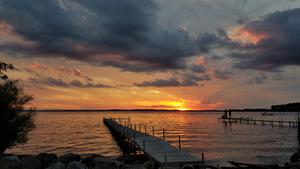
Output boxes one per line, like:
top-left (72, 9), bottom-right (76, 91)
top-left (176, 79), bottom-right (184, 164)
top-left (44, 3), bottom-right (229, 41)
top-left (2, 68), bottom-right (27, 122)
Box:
top-left (0, 153), bottom-right (175, 169)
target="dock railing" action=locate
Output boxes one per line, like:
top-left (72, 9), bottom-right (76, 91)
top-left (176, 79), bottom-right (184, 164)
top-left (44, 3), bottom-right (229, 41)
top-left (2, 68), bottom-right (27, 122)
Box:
top-left (104, 117), bottom-right (205, 167)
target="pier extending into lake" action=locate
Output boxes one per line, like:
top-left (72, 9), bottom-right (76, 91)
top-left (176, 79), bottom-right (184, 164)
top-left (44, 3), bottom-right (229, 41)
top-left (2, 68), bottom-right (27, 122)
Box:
top-left (103, 117), bottom-right (205, 168)
top-left (221, 117), bottom-right (299, 128)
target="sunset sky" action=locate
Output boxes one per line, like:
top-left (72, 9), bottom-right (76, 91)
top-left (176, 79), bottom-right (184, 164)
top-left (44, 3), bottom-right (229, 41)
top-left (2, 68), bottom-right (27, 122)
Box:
top-left (1, 0), bottom-right (300, 110)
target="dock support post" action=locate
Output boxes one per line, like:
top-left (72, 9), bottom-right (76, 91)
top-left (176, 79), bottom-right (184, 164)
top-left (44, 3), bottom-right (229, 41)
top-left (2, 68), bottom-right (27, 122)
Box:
top-left (201, 153), bottom-right (205, 164)
top-left (163, 129), bottom-right (165, 140)
top-left (143, 139), bottom-right (145, 152)
top-left (152, 126), bottom-right (155, 136)
top-left (133, 132), bottom-right (136, 157)
top-left (179, 136), bottom-right (181, 150)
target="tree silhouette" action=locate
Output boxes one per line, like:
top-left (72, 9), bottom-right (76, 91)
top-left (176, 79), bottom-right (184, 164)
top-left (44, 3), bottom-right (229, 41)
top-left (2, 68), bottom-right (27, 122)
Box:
top-left (0, 62), bottom-right (14, 80)
top-left (0, 61), bottom-right (35, 153)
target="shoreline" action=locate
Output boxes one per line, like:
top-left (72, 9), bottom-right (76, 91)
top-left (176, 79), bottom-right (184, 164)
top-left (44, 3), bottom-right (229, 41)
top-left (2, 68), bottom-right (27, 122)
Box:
top-left (0, 152), bottom-right (163, 169)
top-left (1, 152), bottom-right (299, 169)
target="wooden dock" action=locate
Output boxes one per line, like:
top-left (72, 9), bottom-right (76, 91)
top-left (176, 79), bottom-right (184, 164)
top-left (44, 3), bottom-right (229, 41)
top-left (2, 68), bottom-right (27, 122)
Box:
top-left (103, 117), bottom-right (204, 167)
top-left (221, 117), bottom-right (299, 128)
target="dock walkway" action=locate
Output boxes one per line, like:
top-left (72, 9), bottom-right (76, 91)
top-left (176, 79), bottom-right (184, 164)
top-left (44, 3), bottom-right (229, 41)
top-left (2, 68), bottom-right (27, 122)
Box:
top-left (221, 117), bottom-right (299, 128)
top-left (103, 118), bottom-right (203, 166)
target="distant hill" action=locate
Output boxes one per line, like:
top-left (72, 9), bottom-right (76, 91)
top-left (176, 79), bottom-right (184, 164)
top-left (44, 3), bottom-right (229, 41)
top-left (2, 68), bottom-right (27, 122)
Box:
top-left (271, 102), bottom-right (300, 111)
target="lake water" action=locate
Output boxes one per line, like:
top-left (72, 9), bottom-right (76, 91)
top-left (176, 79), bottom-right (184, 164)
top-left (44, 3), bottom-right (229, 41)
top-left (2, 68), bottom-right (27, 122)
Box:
top-left (6, 111), bottom-right (299, 166)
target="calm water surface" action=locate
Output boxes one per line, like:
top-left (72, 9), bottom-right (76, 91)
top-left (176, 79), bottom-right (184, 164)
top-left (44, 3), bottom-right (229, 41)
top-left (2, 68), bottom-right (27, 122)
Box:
top-left (6, 111), bottom-right (299, 166)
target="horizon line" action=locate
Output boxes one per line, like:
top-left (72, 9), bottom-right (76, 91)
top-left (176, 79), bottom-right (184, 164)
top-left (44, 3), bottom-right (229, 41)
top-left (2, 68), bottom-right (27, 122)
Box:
top-left (25, 108), bottom-right (272, 112)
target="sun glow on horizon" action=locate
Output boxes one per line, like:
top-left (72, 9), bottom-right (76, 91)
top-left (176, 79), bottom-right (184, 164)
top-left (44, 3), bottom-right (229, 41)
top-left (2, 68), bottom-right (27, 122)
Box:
top-left (177, 107), bottom-right (189, 111)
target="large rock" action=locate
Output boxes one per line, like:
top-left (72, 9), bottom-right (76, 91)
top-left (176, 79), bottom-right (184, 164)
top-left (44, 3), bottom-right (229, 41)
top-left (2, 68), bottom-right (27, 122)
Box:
top-left (158, 165), bottom-right (178, 169)
top-left (0, 156), bottom-right (20, 169)
top-left (117, 156), bottom-right (134, 163)
top-left (95, 161), bottom-right (118, 169)
top-left (291, 152), bottom-right (300, 162)
top-left (66, 161), bottom-right (88, 169)
top-left (181, 165), bottom-right (194, 169)
top-left (36, 153), bottom-right (58, 168)
top-left (121, 164), bottom-right (143, 169)
top-left (59, 153), bottom-right (81, 166)
top-left (81, 154), bottom-right (104, 168)
top-left (19, 155), bottom-right (41, 169)
top-left (82, 156), bottom-right (122, 169)
top-left (143, 161), bottom-right (156, 169)
top-left (46, 161), bottom-right (65, 169)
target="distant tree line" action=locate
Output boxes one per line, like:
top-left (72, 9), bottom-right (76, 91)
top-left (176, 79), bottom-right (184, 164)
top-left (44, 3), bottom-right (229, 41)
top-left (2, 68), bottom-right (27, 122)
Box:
top-left (271, 102), bottom-right (300, 112)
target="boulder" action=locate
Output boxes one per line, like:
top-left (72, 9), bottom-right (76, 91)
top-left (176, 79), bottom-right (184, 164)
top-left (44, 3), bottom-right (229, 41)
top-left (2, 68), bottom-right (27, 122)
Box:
top-left (59, 153), bottom-right (81, 166)
top-left (82, 156), bottom-right (122, 169)
top-left (66, 161), bottom-right (88, 169)
top-left (46, 161), bottom-right (66, 169)
top-left (81, 154), bottom-right (104, 168)
top-left (0, 156), bottom-right (20, 169)
top-left (36, 153), bottom-right (58, 168)
top-left (95, 161), bottom-right (118, 169)
top-left (81, 156), bottom-right (97, 168)
top-left (2, 155), bottom-right (20, 163)
top-left (143, 161), bottom-right (156, 169)
top-left (19, 155), bottom-right (42, 169)
top-left (291, 152), bottom-right (300, 162)
top-left (181, 165), bottom-right (194, 169)
top-left (121, 164), bottom-right (143, 169)
top-left (81, 154), bottom-right (104, 159)
top-left (158, 165), bottom-right (178, 169)
top-left (117, 156), bottom-right (133, 163)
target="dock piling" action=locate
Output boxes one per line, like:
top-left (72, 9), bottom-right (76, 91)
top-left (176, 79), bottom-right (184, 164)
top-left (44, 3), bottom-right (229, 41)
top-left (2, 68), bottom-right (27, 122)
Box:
top-left (164, 153), bottom-right (167, 163)
top-left (152, 126), bottom-right (155, 136)
top-left (179, 136), bottom-right (181, 150)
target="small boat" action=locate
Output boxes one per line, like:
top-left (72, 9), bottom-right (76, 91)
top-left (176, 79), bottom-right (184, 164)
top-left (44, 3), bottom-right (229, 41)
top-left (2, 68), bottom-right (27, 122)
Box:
top-left (262, 112), bottom-right (273, 116)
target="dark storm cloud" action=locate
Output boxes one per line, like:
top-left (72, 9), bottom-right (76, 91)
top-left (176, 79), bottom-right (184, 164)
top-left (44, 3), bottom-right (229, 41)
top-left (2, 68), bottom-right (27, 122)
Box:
top-left (134, 72), bottom-right (211, 87)
top-left (190, 64), bottom-right (206, 73)
top-left (214, 70), bottom-right (232, 80)
top-left (247, 73), bottom-right (267, 85)
top-left (195, 30), bottom-right (235, 53)
top-left (28, 77), bottom-right (112, 88)
top-left (0, 0), bottom-right (200, 72)
top-left (232, 8), bottom-right (300, 71)
top-left (134, 77), bottom-right (198, 87)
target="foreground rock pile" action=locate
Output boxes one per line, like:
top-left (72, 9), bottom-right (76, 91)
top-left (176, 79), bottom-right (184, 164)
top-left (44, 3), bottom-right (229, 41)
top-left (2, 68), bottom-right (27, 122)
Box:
top-left (0, 153), bottom-right (177, 169)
